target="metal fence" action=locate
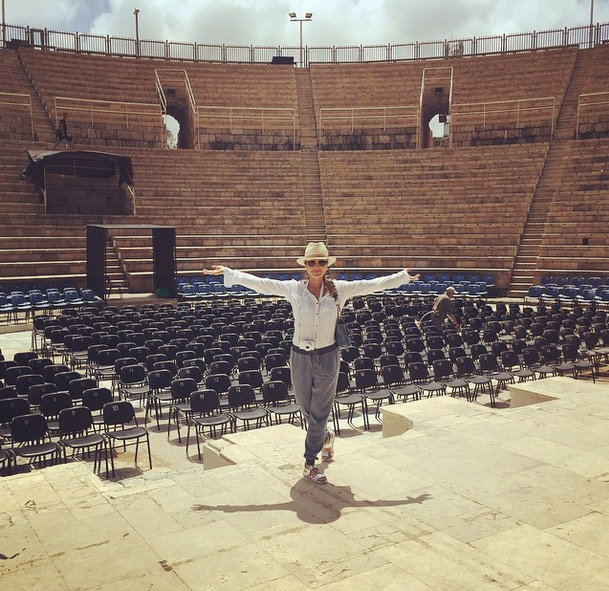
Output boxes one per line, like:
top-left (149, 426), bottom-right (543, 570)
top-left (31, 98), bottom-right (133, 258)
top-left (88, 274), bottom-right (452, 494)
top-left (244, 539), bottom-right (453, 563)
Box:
top-left (2, 22), bottom-right (608, 65)
top-left (0, 91), bottom-right (34, 140)
top-left (577, 91), bottom-right (609, 138)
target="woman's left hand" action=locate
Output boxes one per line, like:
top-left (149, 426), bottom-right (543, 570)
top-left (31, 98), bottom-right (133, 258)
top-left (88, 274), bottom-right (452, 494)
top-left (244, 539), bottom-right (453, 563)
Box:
top-left (406, 269), bottom-right (420, 281)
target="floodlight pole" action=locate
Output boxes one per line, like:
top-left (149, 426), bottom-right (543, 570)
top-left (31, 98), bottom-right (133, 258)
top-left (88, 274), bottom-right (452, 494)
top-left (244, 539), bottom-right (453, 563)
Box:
top-left (289, 12), bottom-right (313, 68)
top-left (589, 0), bottom-right (595, 48)
top-left (2, 0), bottom-right (6, 49)
top-left (134, 8), bottom-right (140, 56)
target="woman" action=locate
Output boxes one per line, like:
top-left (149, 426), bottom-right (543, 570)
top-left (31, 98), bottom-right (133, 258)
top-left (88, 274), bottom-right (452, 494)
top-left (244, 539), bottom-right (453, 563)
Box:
top-left (203, 242), bottom-right (419, 484)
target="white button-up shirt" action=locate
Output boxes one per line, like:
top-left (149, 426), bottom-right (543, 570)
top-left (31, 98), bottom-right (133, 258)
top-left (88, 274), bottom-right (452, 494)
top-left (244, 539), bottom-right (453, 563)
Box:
top-left (224, 268), bottom-right (411, 350)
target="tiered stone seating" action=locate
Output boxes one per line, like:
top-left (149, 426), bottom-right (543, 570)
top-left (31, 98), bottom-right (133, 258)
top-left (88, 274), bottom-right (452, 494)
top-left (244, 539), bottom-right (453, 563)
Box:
top-left (311, 47), bottom-right (578, 149)
top-left (0, 49), bottom-right (54, 142)
top-left (311, 61), bottom-right (424, 150)
top-left (18, 49), bottom-right (300, 151)
top-left (0, 141), bottom-right (88, 285)
top-left (1, 45), bottom-right (609, 295)
top-left (536, 137), bottom-right (609, 278)
top-left (575, 44), bottom-right (609, 139)
top-left (321, 143), bottom-right (548, 289)
top-left (0, 141), bottom-right (306, 289)
top-left (450, 48), bottom-right (577, 145)
top-left (18, 48), bottom-right (165, 148)
top-left (0, 141), bottom-right (86, 284)
top-left (184, 62), bottom-right (298, 150)
top-left (96, 147), bottom-right (306, 282)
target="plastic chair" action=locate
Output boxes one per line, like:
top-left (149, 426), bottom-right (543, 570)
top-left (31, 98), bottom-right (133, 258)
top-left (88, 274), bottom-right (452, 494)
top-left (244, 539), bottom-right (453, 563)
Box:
top-left (0, 397), bottom-right (31, 441)
top-left (103, 400), bottom-right (152, 478)
top-left (354, 368), bottom-right (394, 429)
top-left (59, 406), bottom-right (109, 475)
top-left (226, 384), bottom-right (269, 431)
top-left (81, 386), bottom-right (114, 431)
top-left (185, 390), bottom-right (233, 460)
top-left (381, 364), bottom-right (419, 402)
top-left (261, 380), bottom-right (301, 425)
top-left (167, 378), bottom-right (199, 439)
top-left (11, 413), bottom-right (61, 468)
top-left (454, 356), bottom-right (494, 404)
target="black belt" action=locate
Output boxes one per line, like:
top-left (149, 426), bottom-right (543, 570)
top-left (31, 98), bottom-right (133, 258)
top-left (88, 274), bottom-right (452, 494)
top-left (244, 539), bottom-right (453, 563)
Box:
top-left (292, 343), bottom-right (339, 356)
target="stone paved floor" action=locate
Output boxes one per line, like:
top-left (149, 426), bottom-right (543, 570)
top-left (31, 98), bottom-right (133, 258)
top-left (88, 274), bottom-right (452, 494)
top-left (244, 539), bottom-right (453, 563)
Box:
top-left (2, 328), bottom-right (609, 590)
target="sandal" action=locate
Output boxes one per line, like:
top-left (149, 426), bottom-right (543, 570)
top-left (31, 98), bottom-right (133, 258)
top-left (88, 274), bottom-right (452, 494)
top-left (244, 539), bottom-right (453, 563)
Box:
top-left (303, 463), bottom-right (327, 484)
top-left (321, 430), bottom-right (335, 462)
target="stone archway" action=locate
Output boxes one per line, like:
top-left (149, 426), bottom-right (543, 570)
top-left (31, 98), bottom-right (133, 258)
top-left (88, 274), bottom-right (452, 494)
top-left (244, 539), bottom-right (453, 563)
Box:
top-left (165, 102), bottom-right (194, 149)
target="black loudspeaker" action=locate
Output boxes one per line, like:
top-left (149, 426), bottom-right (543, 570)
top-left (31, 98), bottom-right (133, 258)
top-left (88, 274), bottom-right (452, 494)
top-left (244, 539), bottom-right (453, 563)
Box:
top-left (86, 225), bottom-right (106, 300)
top-left (153, 228), bottom-right (176, 297)
top-left (271, 56), bottom-right (295, 65)
top-left (7, 39), bottom-right (31, 50)
top-left (438, 114), bottom-right (447, 123)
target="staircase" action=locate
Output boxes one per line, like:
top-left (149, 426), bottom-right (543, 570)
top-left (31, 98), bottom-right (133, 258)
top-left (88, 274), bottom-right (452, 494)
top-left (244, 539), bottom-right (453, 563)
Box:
top-left (105, 235), bottom-right (129, 297)
top-left (295, 69), bottom-right (326, 242)
top-left (13, 49), bottom-right (55, 142)
top-left (507, 52), bottom-right (585, 298)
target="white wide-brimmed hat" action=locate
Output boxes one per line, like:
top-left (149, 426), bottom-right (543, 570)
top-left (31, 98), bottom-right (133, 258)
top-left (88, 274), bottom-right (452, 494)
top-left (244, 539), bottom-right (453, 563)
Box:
top-left (296, 241), bottom-right (337, 267)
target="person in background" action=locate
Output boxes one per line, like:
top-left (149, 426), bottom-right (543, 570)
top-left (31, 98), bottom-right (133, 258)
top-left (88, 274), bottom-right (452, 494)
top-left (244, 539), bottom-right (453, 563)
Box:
top-left (203, 242), bottom-right (420, 485)
top-left (53, 113), bottom-right (73, 149)
top-left (431, 286), bottom-right (459, 334)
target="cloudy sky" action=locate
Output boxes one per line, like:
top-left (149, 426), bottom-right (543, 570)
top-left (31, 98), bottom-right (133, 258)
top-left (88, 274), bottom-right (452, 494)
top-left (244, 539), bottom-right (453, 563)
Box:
top-left (5, 0), bottom-right (609, 48)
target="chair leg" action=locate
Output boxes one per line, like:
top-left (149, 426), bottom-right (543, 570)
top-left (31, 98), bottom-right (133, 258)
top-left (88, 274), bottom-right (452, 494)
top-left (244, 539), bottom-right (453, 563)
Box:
top-left (331, 403), bottom-right (340, 435)
top-left (175, 410), bottom-right (183, 443)
top-left (195, 425), bottom-right (203, 461)
top-left (361, 398), bottom-right (370, 430)
top-left (145, 434), bottom-right (153, 470)
top-left (107, 441), bottom-right (116, 478)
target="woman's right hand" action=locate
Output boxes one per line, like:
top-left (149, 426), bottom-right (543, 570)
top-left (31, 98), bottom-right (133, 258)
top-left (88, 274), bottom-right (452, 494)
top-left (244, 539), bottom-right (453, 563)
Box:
top-left (202, 265), bottom-right (226, 276)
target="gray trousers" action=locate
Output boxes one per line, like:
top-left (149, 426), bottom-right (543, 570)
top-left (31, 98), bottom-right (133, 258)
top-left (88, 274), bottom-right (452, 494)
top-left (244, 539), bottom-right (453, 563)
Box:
top-left (431, 312), bottom-right (444, 335)
top-left (290, 347), bottom-right (340, 465)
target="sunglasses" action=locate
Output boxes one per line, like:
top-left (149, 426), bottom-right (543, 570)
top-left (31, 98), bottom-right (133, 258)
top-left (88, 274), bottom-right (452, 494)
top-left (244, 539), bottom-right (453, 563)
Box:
top-left (306, 259), bottom-right (328, 268)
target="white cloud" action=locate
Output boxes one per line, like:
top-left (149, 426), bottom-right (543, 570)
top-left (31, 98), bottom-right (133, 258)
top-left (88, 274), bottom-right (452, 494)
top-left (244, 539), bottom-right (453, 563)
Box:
top-left (4, 0), bottom-right (608, 48)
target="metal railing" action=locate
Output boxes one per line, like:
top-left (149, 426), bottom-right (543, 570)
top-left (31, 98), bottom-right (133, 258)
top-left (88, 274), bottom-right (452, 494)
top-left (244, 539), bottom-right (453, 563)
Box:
top-left (196, 105), bottom-right (297, 148)
top-left (318, 105), bottom-right (419, 142)
top-left (0, 91), bottom-right (34, 140)
top-left (2, 22), bottom-right (608, 66)
top-left (53, 96), bottom-right (163, 129)
top-left (450, 97), bottom-right (556, 136)
top-left (576, 91), bottom-right (609, 139)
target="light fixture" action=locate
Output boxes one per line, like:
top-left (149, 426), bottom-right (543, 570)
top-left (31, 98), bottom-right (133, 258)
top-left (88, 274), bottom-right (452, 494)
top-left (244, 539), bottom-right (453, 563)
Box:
top-left (133, 8), bottom-right (140, 56)
top-left (289, 12), bottom-right (313, 68)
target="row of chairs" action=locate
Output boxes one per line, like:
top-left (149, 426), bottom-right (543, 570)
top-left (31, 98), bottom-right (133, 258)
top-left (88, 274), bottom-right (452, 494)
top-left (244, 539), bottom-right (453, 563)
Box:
top-left (3, 316), bottom-right (601, 476)
top-left (161, 380), bottom-right (301, 460)
top-left (0, 288), bottom-right (101, 324)
top-left (539, 275), bottom-right (608, 288)
top-left (176, 278), bottom-right (492, 304)
top-left (0, 348), bottom-right (301, 467)
top-left (0, 393), bottom-right (150, 478)
top-left (333, 301), bottom-right (609, 417)
top-left (387, 281), bottom-right (489, 300)
top-left (178, 271), bottom-right (495, 287)
top-left (0, 344), bottom-right (153, 478)
top-left (525, 283), bottom-right (609, 308)
top-left (9, 296), bottom-right (606, 465)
